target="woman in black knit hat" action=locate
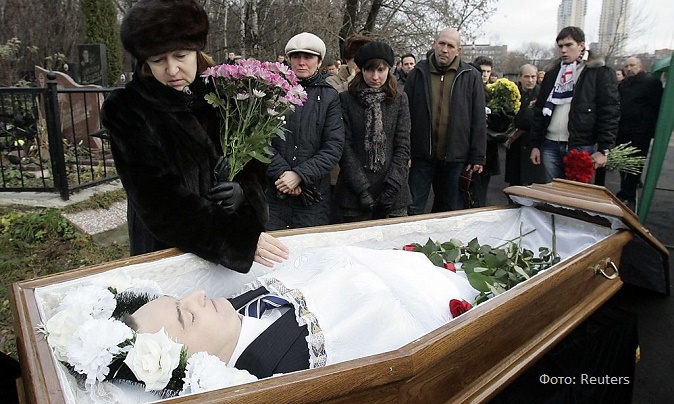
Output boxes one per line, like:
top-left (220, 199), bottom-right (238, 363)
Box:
top-left (334, 41), bottom-right (412, 222)
top-left (101, 0), bottom-right (288, 272)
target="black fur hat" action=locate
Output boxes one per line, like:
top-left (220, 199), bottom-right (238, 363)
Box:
top-left (120, 0), bottom-right (209, 63)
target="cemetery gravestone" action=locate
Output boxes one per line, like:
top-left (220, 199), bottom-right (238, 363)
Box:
top-left (34, 66), bottom-right (104, 153)
top-left (78, 44), bottom-right (108, 87)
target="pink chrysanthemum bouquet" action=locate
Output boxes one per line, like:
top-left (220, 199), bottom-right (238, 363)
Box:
top-left (202, 59), bottom-right (307, 180)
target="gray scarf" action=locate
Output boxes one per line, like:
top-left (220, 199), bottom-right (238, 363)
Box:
top-left (357, 86), bottom-right (388, 171)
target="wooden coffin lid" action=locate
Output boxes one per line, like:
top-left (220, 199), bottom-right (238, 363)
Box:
top-left (505, 179), bottom-right (670, 294)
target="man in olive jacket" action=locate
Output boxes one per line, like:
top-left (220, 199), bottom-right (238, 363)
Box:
top-left (404, 27), bottom-right (486, 214)
top-left (529, 26), bottom-right (620, 182)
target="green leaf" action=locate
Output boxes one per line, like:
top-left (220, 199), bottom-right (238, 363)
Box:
top-left (445, 248), bottom-right (460, 262)
top-left (467, 237), bottom-right (480, 252)
top-left (428, 253), bottom-right (444, 267)
top-left (467, 272), bottom-right (494, 292)
top-left (513, 265), bottom-right (530, 279)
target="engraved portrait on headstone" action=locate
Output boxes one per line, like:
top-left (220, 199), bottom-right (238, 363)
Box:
top-left (78, 44), bottom-right (108, 86)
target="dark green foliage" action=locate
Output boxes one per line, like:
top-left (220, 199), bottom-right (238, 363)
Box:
top-left (80, 0), bottom-right (122, 85)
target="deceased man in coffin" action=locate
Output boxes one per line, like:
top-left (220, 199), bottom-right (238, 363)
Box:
top-left (36, 205), bottom-right (623, 402)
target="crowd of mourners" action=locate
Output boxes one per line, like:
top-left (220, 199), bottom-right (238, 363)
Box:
top-left (100, 0), bottom-right (663, 274)
top-left (247, 25), bottom-right (661, 231)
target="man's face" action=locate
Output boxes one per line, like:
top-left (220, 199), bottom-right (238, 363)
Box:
top-left (519, 66), bottom-right (538, 90)
top-left (289, 52), bottom-right (321, 79)
top-left (131, 290), bottom-right (242, 362)
top-left (556, 36), bottom-right (584, 64)
top-left (228, 52), bottom-right (235, 60)
top-left (327, 64), bottom-right (339, 75)
top-left (624, 57), bottom-right (642, 77)
top-left (433, 29), bottom-right (461, 67)
top-left (277, 55), bottom-right (285, 63)
top-left (479, 64), bottom-right (491, 84)
top-left (401, 56), bottom-right (416, 74)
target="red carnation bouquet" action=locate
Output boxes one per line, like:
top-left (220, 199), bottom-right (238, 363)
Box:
top-left (563, 149), bottom-right (595, 183)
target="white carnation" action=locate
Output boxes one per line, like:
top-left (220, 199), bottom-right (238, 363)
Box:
top-left (44, 307), bottom-right (93, 361)
top-left (57, 285), bottom-right (116, 320)
top-left (124, 328), bottom-right (183, 391)
top-left (180, 352), bottom-right (257, 395)
top-left (66, 318), bottom-right (133, 388)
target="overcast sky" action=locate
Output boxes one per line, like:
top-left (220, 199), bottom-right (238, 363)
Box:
top-left (474, 0), bottom-right (674, 54)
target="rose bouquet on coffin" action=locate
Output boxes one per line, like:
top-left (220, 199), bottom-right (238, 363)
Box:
top-left (202, 59), bottom-right (307, 181)
top-left (486, 78), bottom-right (521, 133)
top-left (402, 220), bottom-right (560, 311)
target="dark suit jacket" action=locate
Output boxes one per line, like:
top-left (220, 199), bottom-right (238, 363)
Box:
top-left (228, 287), bottom-right (310, 378)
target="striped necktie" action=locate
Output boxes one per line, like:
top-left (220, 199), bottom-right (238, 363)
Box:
top-left (238, 294), bottom-right (290, 318)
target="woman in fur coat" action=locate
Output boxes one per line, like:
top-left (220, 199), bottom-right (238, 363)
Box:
top-left (101, 0), bottom-right (288, 273)
top-left (335, 41), bottom-right (412, 222)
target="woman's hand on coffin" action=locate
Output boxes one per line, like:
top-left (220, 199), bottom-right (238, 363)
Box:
top-left (254, 232), bottom-right (290, 267)
top-left (359, 190), bottom-right (375, 211)
top-left (207, 181), bottom-right (245, 213)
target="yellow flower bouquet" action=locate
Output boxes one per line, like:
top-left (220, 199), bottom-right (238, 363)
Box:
top-left (486, 78), bottom-right (521, 133)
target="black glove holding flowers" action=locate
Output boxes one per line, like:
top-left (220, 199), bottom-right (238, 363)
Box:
top-left (207, 156), bottom-right (246, 213)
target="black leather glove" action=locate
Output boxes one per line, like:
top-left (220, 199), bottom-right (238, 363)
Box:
top-left (359, 190), bottom-right (375, 211)
top-left (377, 188), bottom-right (396, 211)
top-left (208, 181), bottom-right (245, 213)
top-left (209, 156), bottom-right (245, 213)
top-left (213, 156), bottom-right (229, 183)
top-left (300, 184), bottom-right (323, 206)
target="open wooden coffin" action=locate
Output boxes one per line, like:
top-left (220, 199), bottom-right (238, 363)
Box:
top-left (11, 180), bottom-right (669, 404)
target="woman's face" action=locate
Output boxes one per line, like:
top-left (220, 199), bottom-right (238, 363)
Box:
top-left (146, 50), bottom-right (198, 91)
top-left (130, 290), bottom-right (242, 362)
top-left (289, 53), bottom-right (321, 79)
top-left (363, 64), bottom-right (389, 89)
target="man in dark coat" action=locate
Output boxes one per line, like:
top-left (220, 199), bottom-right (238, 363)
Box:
top-left (266, 33), bottom-right (344, 230)
top-left (404, 27), bottom-right (486, 214)
top-left (529, 26), bottom-right (620, 183)
top-left (615, 56), bottom-right (663, 205)
top-left (504, 64), bottom-right (545, 186)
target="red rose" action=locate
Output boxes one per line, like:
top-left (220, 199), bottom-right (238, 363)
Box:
top-left (563, 149), bottom-right (595, 183)
top-left (444, 262), bottom-right (456, 272)
top-left (449, 299), bottom-right (473, 317)
top-left (402, 244), bottom-right (417, 251)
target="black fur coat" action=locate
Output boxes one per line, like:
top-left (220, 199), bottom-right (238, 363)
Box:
top-left (101, 70), bottom-right (267, 273)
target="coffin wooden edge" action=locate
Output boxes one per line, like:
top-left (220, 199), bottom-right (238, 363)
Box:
top-left (11, 200), bottom-right (638, 403)
top-left (505, 179), bottom-right (670, 294)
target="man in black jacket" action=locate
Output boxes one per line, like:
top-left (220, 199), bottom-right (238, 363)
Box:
top-left (615, 56), bottom-right (663, 205)
top-left (504, 64), bottom-right (545, 186)
top-left (404, 27), bottom-right (486, 214)
top-left (529, 26), bottom-right (619, 183)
